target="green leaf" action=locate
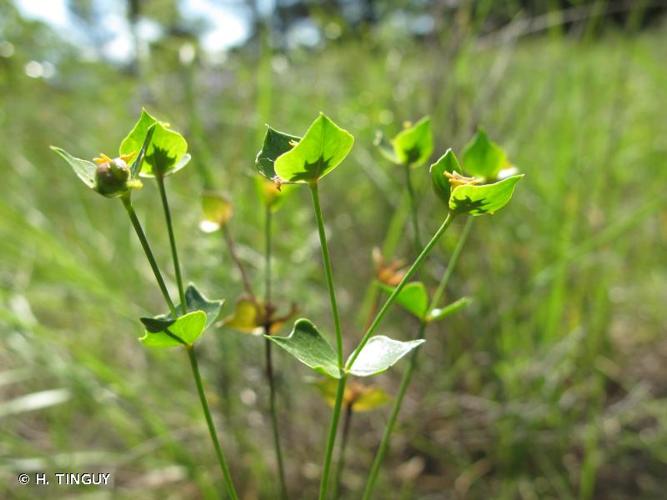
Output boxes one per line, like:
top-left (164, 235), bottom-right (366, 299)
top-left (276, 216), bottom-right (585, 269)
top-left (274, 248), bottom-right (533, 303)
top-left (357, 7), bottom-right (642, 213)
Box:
top-left (462, 129), bottom-right (508, 179)
top-left (267, 319), bottom-right (340, 379)
top-left (348, 336), bottom-right (425, 377)
top-left (274, 113), bottom-right (354, 183)
top-left (50, 146), bottom-right (97, 189)
top-left (380, 281), bottom-right (429, 319)
top-left (182, 284), bottom-right (223, 330)
top-left (449, 174), bottom-right (524, 216)
top-left (140, 316), bottom-right (175, 333)
top-left (427, 296), bottom-right (472, 323)
top-left (429, 149), bottom-right (461, 204)
top-left (256, 126), bottom-right (300, 179)
top-left (139, 310), bottom-right (207, 348)
top-left (391, 117), bottom-right (433, 167)
top-left (119, 110), bottom-right (189, 178)
top-left (373, 131), bottom-right (399, 164)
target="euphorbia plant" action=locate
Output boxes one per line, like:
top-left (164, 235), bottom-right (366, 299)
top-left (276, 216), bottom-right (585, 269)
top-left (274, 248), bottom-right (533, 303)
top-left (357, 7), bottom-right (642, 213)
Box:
top-left (361, 129), bottom-right (524, 499)
top-left (51, 110), bottom-right (239, 499)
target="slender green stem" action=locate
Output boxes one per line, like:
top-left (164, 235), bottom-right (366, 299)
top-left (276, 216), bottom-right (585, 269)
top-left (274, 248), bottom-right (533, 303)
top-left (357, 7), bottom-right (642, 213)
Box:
top-left (332, 403), bottom-right (353, 500)
top-left (320, 374), bottom-right (347, 500)
top-left (263, 207), bottom-right (289, 500)
top-left (309, 182), bottom-right (346, 500)
top-left (156, 175), bottom-right (186, 314)
top-left (431, 217), bottom-right (473, 307)
top-left (346, 213), bottom-right (455, 370)
top-left (187, 347), bottom-right (239, 500)
top-left (309, 183), bottom-right (344, 366)
top-left (404, 163), bottom-right (422, 252)
top-left (362, 217), bottom-right (474, 499)
top-left (121, 196), bottom-right (176, 316)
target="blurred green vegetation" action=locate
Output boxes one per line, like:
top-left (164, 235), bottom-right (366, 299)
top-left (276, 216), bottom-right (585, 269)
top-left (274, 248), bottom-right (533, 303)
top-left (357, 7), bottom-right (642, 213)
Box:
top-left (1, 1), bottom-right (666, 499)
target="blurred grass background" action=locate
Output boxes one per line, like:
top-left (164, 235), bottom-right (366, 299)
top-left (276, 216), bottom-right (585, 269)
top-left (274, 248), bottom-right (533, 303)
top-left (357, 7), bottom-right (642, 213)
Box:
top-left (1, 0), bottom-right (666, 498)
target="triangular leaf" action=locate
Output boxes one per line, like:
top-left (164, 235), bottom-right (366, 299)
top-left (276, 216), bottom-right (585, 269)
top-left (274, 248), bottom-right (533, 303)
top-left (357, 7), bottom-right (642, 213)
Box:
top-left (274, 113), bottom-right (354, 183)
top-left (347, 336), bottom-right (425, 377)
top-left (427, 296), bottom-right (472, 323)
top-left (139, 310), bottom-right (207, 348)
top-left (429, 148), bottom-right (461, 204)
top-left (51, 146), bottom-right (97, 189)
top-left (256, 126), bottom-right (301, 179)
top-left (267, 319), bottom-right (340, 378)
top-left (380, 281), bottom-right (429, 319)
top-left (462, 129), bottom-right (508, 180)
top-left (182, 284), bottom-right (223, 330)
top-left (391, 117), bottom-right (433, 167)
top-left (120, 110), bottom-right (189, 178)
top-left (449, 174), bottom-right (524, 216)
top-left (140, 316), bottom-right (176, 333)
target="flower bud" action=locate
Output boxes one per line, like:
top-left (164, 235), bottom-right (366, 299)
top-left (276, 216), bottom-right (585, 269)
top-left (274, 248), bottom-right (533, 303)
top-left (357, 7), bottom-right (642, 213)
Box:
top-left (93, 153), bottom-right (141, 197)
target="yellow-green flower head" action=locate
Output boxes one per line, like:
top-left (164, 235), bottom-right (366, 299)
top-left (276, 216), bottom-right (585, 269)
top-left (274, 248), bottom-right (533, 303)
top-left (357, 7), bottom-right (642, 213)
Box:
top-left (93, 152), bottom-right (142, 198)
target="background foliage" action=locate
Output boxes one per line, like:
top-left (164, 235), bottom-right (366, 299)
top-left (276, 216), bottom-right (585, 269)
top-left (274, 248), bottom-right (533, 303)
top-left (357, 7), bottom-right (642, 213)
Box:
top-left (1, 0), bottom-right (666, 498)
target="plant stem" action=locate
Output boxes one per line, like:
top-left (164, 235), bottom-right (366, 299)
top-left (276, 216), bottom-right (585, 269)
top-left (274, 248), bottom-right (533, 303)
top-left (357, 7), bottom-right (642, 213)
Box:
top-left (362, 217), bottom-right (473, 499)
top-left (156, 175), bottom-right (186, 314)
top-left (121, 196), bottom-right (177, 316)
top-left (309, 182), bottom-right (346, 500)
top-left (332, 403), bottom-right (353, 500)
top-left (404, 163), bottom-right (422, 252)
top-left (187, 347), bottom-right (239, 500)
top-left (346, 213), bottom-right (455, 370)
top-left (309, 183), bottom-right (344, 366)
top-left (320, 374), bottom-right (347, 500)
top-left (222, 225), bottom-right (255, 298)
top-left (263, 206), bottom-right (288, 500)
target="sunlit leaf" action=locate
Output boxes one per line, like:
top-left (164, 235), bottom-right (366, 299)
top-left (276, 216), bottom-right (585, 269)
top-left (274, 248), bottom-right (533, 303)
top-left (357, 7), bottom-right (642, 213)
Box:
top-left (221, 298), bottom-right (264, 335)
top-left (392, 117), bottom-right (433, 167)
top-left (462, 129), bottom-right (508, 180)
top-left (181, 284), bottom-right (223, 329)
top-left (256, 125), bottom-right (300, 179)
top-left (427, 296), bottom-right (472, 323)
top-left (429, 149), bottom-right (461, 204)
top-left (119, 109), bottom-right (189, 178)
top-left (139, 310), bottom-right (207, 348)
top-left (50, 146), bottom-right (96, 189)
top-left (200, 191), bottom-right (233, 233)
top-left (347, 336), bottom-right (425, 377)
top-left (380, 282), bottom-right (429, 319)
top-left (449, 174), bottom-right (524, 216)
top-left (274, 113), bottom-right (354, 183)
top-left (267, 319), bottom-right (340, 379)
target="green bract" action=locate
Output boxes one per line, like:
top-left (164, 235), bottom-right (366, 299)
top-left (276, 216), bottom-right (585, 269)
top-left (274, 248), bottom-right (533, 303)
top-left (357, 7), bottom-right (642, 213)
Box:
top-left (380, 282), bottom-right (429, 320)
top-left (429, 130), bottom-right (523, 216)
top-left (273, 113), bottom-right (354, 183)
top-left (120, 109), bottom-right (190, 178)
top-left (429, 149), bottom-right (461, 204)
top-left (267, 319), bottom-right (340, 379)
top-left (256, 125), bottom-right (301, 180)
top-left (348, 336), bottom-right (425, 377)
top-left (139, 310), bottom-right (207, 347)
top-left (391, 116), bottom-right (433, 167)
top-left (139, 284), bottom-right (223, 348)
top-left (450, 174), bottom-right (524, 216)
top-left (51, 147), bottom-right (144, 198)
top-left (462, 129), bottom-right (508, 180)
